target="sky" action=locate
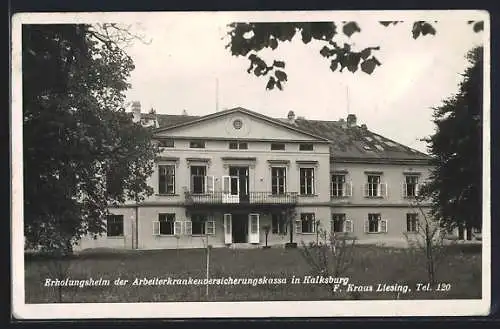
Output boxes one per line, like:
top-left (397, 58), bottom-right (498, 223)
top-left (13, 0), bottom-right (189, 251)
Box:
top-left (122, 12), bottom-right (486, 153)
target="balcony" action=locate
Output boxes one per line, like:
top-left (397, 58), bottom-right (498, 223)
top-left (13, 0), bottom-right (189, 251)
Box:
top-left (184, 191), bottom-right (298, 208)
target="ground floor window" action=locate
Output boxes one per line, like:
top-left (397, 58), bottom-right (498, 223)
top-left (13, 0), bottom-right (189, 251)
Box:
top-left (300, 213), bottom-right (316, 233)
top-left (191, 214), bottom-right (215, 235)
top-left (271, 213), bottom-right (287, 234)
top-left (192, 214), bottom-right (207, 235)
top-left (106, 215), bottom-right (124, 237)
top-left (366, 213), bottom-right (387, 233)
top-left (159, 213), bottom-right (175, 235)
top-left (406, 213), bottom-right (419, 233)
top-left (332, 213), bottom-right (353, 233)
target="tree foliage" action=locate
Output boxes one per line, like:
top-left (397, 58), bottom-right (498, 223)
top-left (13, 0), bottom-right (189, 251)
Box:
top-left (226, 20), bottom-right (484, 90)
top-left (419, 46), bottom-right (483, 231)
top-left (23, 24), bottom-right (158, 253)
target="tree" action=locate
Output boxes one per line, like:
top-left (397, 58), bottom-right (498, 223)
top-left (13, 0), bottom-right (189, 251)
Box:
top-left (23, 24), bottom-right (158, 254)
top-left (403, 198), bottom-right (455, 286)
top-left (282, 208), bottom-right (297, 248)
top-left (225, 20), bottom-right (484, 90)
top-left (262, 224), bottom-right (271, 248)
top-left (299, 228), bottom-right (357, 296)
top-left (419, 46), bottom-right (483, 232)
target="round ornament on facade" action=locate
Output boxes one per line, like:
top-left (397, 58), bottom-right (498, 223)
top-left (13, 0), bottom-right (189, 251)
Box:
top-left (233, 119), bottom-right (243, 130)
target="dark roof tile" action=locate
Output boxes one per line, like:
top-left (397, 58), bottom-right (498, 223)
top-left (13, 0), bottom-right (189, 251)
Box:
top-left (143, 111), bottom-right (429, 161)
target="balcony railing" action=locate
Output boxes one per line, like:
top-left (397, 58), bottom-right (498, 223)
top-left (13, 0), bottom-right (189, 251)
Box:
top-left (184, 191), bottom-right (298, 206)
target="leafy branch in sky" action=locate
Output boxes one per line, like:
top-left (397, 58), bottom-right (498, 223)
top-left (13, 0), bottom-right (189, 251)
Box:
top-left (226, 21), bottom-right (484, 90)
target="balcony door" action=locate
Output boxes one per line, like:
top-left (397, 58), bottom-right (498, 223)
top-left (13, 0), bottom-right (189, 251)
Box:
top-left (229, 166), bottom-right (249, 203)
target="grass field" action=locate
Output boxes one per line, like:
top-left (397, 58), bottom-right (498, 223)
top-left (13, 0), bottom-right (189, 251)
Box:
top-left (24, 244), bottom-right (482, 303)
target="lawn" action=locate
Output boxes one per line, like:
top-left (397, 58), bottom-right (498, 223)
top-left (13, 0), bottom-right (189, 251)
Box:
top-left (24, 244), bottom-right (482, 303)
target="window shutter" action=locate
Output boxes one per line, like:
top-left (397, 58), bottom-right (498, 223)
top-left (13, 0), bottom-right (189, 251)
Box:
top-left (345, 182), bottom-right (352, 197)
top-left (174, 221), bottom-right (182, 236)
top-left (380, 219), bottom-right (388, 233)
top-left (364, 220), bottom-right (369, 233)
top-left (295, 220), bottom-right (302, 234)
top-left (381, 183), bottom-right (387, 197)
top-left (207, 219), bottom-right (216, 235)
top-left (184, 221), bottom-right (192, 235)
top-left (190, 175), bottom-right (195, 192)
top-left (345, 220), bottom-right (353, 233)
top-left (223, 213), bottom-right (232, 244)
top-left (415, 184), bottom-right (420, 196)
top-left (206, 176), bottom-right (215, 193)
top-left (222, 176), bottom-right (231, 194)
top-left (363, 184), bottom-right (369, 197)
top-left (153, 221), bottom-right (160, 236)
top-left (402, 183), bottom-right (407, 197)
top-left (158, 166), bottom-right (166, 194)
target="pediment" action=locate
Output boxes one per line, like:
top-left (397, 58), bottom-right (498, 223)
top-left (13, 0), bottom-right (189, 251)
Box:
top-left (154, 109), bottom-right (326, 142)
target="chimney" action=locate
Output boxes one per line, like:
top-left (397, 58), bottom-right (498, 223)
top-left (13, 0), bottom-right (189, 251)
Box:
top-left (347, 114), bottom-right (357, 128)
top-left (361, 123), bottom-right (367, 130)
top-left (287, 110), bottom-right (296, 124)
top-left (182, 109), bottom-right (188, 116)
top-left (131, 101), bottom-right (141, 123)
top-left (339, 118), bottom-right (347, 129)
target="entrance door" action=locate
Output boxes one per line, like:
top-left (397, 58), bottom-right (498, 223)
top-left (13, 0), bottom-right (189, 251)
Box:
top-left (229, 166), bottom-right (249, 203)
top-left (224, 213), bottom-right (232, 244)
top-left (232, 214), bottom-right (248, 243)
top-left (248, 213), bottom-right (260, 244)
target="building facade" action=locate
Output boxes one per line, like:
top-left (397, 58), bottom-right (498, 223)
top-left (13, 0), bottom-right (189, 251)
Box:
top-left (74, 105), bottom-right (480, 251)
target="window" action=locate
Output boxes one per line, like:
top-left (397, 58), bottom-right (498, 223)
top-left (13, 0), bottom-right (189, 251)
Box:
top-left (159, 213), bottom-right (175, 235)
top-left (300, 168), bottom-right (315, 195)
top-left (271, 213), bottom-right (287, 234)
top-left (332, 214), bottom-right (347, 233)
top-left (299, 143), bottom-right (314, 151)
top-left (300, 213), bottom-right (316, 233)
top-left (189, 140), bottom-right (205, 148)
top-left (191, 214), bottom-right (207, 235)
top-left (366, 175), bottom-right (382, 197)
top-left (271, 143), bottom-right (285, 150)
top-left (229, 141), bottom-right (248, 150)
top-left (158, 139), bottom-right (174, 148)
top-left (331, 174), bottom-right (346, 197)
top-left (366, 213), bottom-right (387, 233)
top-left (159, 165), bottom-right (175, 194)
top-left (406, 213), bottom-right (419, 233)
top-left (190, 166), bottom-right (206, 194)
top-left (191, 214), bottom-right (215, 235)
top-left (106, 215), bottom-right (123, 237)
top-left (404, 175), bottom-right (419, 198)
top-left (271, 167), bottom-right (286, 195)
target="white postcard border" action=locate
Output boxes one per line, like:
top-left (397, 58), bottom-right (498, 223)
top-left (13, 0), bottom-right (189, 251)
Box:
top-left (11, 10), bottom-right (491, 319)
